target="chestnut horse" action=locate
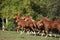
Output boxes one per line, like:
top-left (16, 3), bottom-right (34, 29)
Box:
top-left (39, 17), bottom-right (60, 37)
top-left (36, 20), bottom-right (44, 33)
top-left (13, 14), bottom-right (28, 32)
top-left (39, 17), bottom-right (55, 37)
top-left (21, 16), bottom-right (36, 32)
top-left (13, 14), bottom-right (36, 33)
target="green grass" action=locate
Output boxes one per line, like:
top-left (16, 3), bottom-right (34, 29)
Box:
top-left (0, 30), bottom-right (60, 40)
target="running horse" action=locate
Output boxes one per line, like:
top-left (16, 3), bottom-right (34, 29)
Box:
top-left (13, 14), bottom-right (36, 33)
top-left (13, 13), bottom-right (28, 32)
top-left (31, 20), bottom-right (45, 36)
top-left (21, 16), bottom-right (36, 33)
top-left (39, 17), bottom-right (60, 37)
top-left (36, 20), bottom-right (44, 34)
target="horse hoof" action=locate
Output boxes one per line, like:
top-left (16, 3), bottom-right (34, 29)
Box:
top-left (49, 34), bottom-right (52, 37)
top-left (45, 35), bottom-right (48, 38)
top-left (54, 34), bottom-right (56, 37)
top-left (27, 31), bottom-right (30, 34)
top-left (33, 32), bottom-right (36, 34)
top-left (17, 31), bottom-right (19, 33)
top-left (37, 32), bottom-right (40, 34)
top-left (41, 33), bottom-right (45, 36)
top-left (20, 31), bottom-right (23, 34)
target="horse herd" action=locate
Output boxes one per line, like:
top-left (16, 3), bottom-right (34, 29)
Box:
top-left (13, 13), bottom-right (60, 37)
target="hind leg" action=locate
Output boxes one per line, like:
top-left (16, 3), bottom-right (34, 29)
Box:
top-left (45, 29), bottom-right (49, 38)
top-left (41, 30), bottom-right (45, 36)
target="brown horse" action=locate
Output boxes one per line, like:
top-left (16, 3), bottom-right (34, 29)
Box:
top-left (39, 17), bottom-right (60, 37)
top-left (36, 21), bottom-right (44, 33)
top-left (32, 20), bottom-right (45, 36)
top-left (13, 14), bottom-right (29, 32)
top-left (13, 14), bottom-right (36, 33)
top-left (21, 16), bottom-right (36, 32)
top-left (39, 17), bottom-right (55, 37)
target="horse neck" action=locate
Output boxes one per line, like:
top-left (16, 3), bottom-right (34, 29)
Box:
top-left (42, 18), bottom-right (52, 25)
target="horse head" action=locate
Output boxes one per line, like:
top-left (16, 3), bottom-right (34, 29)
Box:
top-left (13, 13), bottom-right (20, 19)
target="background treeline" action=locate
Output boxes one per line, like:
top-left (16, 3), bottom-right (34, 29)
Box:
top-left (0, 0), bottom-right (60, 31)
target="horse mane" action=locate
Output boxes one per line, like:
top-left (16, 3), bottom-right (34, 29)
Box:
top-left (43, 17), bottom-right (52, 22)
top-left (39, 17), bottom-right (52, 23)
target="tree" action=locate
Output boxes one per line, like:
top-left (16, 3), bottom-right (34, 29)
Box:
top-left (0, 0), bottom-right (60, 31)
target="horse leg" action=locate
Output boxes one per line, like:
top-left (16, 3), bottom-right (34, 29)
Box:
top-left (38, 29), bottom-right (45, 36)
top-left (41, 30), bottom-right (45, 36)
top-left (37, 26), bottom-right (41, 33)
top-left (37, 26), bottom-right (44, 36)
top-left (33, 23), bottom-right (36, 28)
top-left (26, 29), bottom-right (30, 34)
top-left (20, 26), bottom-right (25, 34)
top-left (45, 29), bottom-right (49, 38)
top-left (17, 26), bottom-right (20, 32)
top-left (30, 26), bottom-right (36, 35)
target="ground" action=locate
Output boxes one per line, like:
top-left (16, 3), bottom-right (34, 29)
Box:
top-left (0, 30), bottom-right (60, 40)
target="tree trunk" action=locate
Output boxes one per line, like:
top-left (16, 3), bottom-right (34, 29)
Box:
top-left (6, 18), bottom-right (8, 25)
top-left (5, 17), bottom-right (8, 31)
top-left (2, 18), bottom-right (5, 31)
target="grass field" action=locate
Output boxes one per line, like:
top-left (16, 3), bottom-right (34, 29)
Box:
top-left (0, 30), bottom-right (60, 40)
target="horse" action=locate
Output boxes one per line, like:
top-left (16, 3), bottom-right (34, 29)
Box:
top-left (13, 14), bottom-right (36, 34)
top-left (21, 16), bottom-right (37, 34)
top-left (36, 20), bottom-right (44, 33)
top-left (13, 13), bottom-right (29, 32)
top-left (32, 20), bottom-right (45, 36)
top-left (39, 17), bottom-right (57, 37)
top-left (39, 17), bottom-right (60, 37)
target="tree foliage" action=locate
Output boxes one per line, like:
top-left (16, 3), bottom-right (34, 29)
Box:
top-left (0, 0), bottom-right (60, 30)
